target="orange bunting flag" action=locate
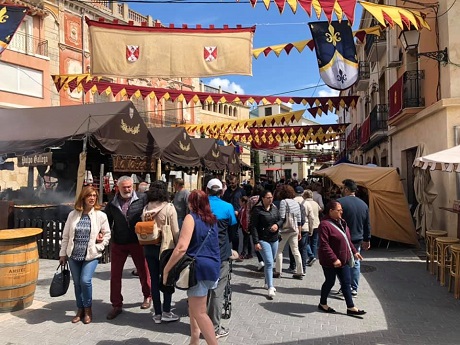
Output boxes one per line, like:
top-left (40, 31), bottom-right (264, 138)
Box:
top-left (86, 18), bottom-right (255, 78)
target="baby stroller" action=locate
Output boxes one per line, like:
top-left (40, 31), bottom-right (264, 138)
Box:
top-left (222, 259), bottom-right (233, 319)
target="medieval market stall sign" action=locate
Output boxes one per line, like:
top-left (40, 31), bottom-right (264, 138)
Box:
top-left (17, 153), bottom-right (52, 167)
top-left (112, 155), bottom-right (156, 173)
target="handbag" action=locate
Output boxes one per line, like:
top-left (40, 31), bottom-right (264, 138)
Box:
top-left (280, 200), bottom-right (298, 234)
top-left (173, 227), bottom-right (212, 290)
top-left (136, 204), bottom-right (170, 245)
top-left (327, 220), bottom-right (355, 268)
top-left (49, 263), bottom-right (71, 297)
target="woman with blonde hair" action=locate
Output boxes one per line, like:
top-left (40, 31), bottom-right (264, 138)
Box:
top-left (59, 186), bottom-right (111, 324)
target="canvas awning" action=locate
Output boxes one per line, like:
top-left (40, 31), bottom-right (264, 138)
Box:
top-left (413, 145), bottom-right (460, 172)
top-left (313, 163), bottom-right (418, 246)
top-left (219, 145), bottom-right (240, 174)
top-left (0, 101), bottom-right (155, 158)
top-left (148, 127), bottom-right (201, 169)
top-left (191, 138), bottom-right (226, 172)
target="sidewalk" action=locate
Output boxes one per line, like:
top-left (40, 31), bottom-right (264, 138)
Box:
top-left (0, 245), bottom-right (459, 345)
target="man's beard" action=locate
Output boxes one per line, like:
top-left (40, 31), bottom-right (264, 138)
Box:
top-left (120, 190), bottom-right (132, 199)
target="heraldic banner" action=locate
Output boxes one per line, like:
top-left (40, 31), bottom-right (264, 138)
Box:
top-left (0, 5), bottom-right (27, 55)
top-left (86, 18), bottom-right (255, 78)
top-left (309, 21), bottom-right (358, 91)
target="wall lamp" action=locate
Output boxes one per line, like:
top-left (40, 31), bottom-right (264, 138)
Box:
top-left (399, 29), bottom-right (448, 64)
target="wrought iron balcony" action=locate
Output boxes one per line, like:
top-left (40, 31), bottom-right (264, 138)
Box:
top-left (8, 32), bottom-right (48, 57)
top-left (403, 70), bottom-right (425, 108)
top-left (388, 70), bottom-right (425, 122)
top-left (356, 61), bottom-right (370, 92)
top-left (370, 104), bottom-right (388, 135)
top-left (346, 124), bottom-right (360, 150)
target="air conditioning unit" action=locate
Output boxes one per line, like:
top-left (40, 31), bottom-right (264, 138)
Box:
top-left (388, 45), bottom-right (402, 67)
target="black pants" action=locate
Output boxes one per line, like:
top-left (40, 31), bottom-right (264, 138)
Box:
top-left (320, 265), bottom-right (355, 308)
top-left (229, 224), bottom-right (239, 252)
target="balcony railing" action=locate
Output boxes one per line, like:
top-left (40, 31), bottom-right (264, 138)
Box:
top-left (356, 61), bottom-right (370, 92)
top-left (369, 104), bottom-right (388, 135)
top-left (8, 32), bottom-right (48, 57)
top-left (346, 124), bottom-right (360, 150)
top-left (358, 61), bottom-right (370, 80)
top-left (403, 70), bottom-right (425, 108)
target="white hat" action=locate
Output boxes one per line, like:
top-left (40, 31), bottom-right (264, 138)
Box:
top-left (207, 178), bottom-right (223, 191)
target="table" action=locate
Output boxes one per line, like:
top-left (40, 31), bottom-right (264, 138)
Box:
top-left (439, 207), bottom-right (460, 239)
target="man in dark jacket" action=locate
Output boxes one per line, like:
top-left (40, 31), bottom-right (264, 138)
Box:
top-left (222, 175), bottom-right (245, 254)
top-left (104, 176), bottom-right (151, 320)
top-left (337, 179), bottom-right (371, 296)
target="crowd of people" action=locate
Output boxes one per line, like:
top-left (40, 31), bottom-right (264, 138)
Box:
top-left (59, 174), bottom-right (371, 344)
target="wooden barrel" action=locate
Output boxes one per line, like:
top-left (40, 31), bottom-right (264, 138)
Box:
top-left (0, 228), bottom-right (43, 313)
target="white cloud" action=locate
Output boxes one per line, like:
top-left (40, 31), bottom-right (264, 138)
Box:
top-left (317, 88), bottom-right (340, 97)
top-left (207, 78), bottom-right (245, 94)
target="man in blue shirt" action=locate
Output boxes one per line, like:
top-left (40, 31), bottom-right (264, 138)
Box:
top-left (337, 179), bottom-right (371, 296)
top-left (206, 178), bottom-right (237, 339)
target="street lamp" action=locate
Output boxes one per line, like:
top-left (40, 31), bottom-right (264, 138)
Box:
top-left (399, 29), bottom-right (448, 63)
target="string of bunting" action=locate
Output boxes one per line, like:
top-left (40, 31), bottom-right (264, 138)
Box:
top-left (253, 25), bottom-right (381, 58)
top-left (52, 75), bottom-right (359, 109)
top-left (239, 0), bottom-right (430, 30)
top-left (202, 123), bottom-right (348, 144)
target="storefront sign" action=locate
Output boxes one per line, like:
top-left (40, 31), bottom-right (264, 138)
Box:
top-left (18, 152), bottom-right (52, 167)
top-left (112, 155), bottom-right (156, 173)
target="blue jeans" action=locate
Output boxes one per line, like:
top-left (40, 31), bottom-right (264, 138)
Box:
top-left (306, 229), bottom-right (318, 259)
top-left (351, 243), bottom-right (361, 291)
top-left (144, 245), bottom-right (172, 315)
top-left (320, 265), bottom-right (355, 308)
top-left (68, 258), bottom-right (98, 308)
top-left (259, 240), bottom-right (278, 288)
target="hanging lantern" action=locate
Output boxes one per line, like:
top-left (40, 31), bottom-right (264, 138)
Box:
top-left (294, 141), bottom-right (304, 150)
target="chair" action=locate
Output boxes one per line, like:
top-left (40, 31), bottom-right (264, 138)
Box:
top-left (448, 244), bottom-right (460, 299)
top-left (435, 237), bottom-right (460, 286)
top-left (425, 230), bottom-right (448, 274)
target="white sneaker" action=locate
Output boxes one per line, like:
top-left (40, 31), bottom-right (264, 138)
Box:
top-left (263, 284), bottom-right (276, 291)
top-left (152, 314), bottom-right (162, 324)
top-left (161, 311), bottom-right (179, 322)
top-left (267, 287), bottom-right (276, 298)
top-left (257, 261), bottom-right (265, 271)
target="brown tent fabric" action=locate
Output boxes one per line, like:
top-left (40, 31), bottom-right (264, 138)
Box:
top-left (191, 138), bottom-right (226, 172)
top-left (0, 101), bottom-right (155, 158)
top-left (219, 145), bottom-right (240, 174)
top-left (313, 163), bottom-right (418, 246)
top-left (148, 127), bottom-right (201, 169)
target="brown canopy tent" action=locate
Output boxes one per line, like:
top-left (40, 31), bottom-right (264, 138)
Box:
top-left (219, 145), bottom-right (240, 175)
top-left (191, 138), bottom-right (226, 172)
top-left (313, 163), bottom-right (418, 246)
top-left (148, 127), bottom-right (201, 170)
top-left (0, 101), bottom-right (154, 158)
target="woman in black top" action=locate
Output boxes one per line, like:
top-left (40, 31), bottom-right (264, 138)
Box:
top-left (250, 190), bottom-right (284, 299)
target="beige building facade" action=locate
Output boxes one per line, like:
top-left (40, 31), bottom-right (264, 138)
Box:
top-left (344, 1), bottom-right (460, 238)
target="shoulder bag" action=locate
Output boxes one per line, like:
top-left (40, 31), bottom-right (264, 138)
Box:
top-left (49, 263), bottom-right (71, 297)
top-left (327, 220), bottom-right (355, 268)
top-left (280, 200), bottom-right (298, 235)
top-left (173, 227), bottom-right (212, 290)
top-left (135, 204), bottom-right (168, 245)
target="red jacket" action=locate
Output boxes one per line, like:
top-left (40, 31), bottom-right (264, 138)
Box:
top-left (318, 216), bottom-right (357, 268)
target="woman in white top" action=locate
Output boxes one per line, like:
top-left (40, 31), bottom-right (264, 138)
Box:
top-left (59, 186), bottom-right (111, 324)
top-left (274, 185), bottom-right (304, 279)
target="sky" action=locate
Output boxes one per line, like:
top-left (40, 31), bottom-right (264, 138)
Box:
top-left (124, 0), bottom-right (363, 124)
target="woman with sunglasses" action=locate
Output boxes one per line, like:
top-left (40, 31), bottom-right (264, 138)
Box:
top-left (317, 200), bottom-right (366, 316)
